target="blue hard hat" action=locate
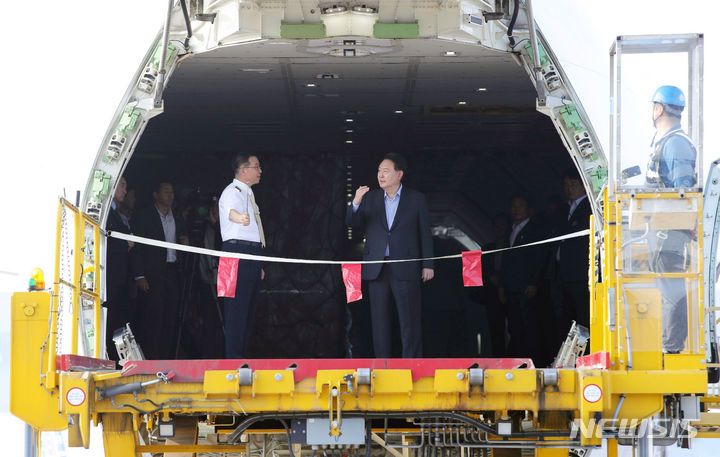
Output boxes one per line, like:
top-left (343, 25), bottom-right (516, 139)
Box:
top-left (651, 85), bottom-right (686, 108)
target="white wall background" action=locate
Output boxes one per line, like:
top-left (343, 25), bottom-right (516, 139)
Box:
top-left (0, 3), bottom-right (166, 455)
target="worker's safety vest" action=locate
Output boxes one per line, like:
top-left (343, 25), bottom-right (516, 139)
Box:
top-left (645, 128), bottom-right (696, 188)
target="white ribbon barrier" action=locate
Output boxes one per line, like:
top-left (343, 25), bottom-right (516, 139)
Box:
top-left (106, 229), bottom-right (591, 265)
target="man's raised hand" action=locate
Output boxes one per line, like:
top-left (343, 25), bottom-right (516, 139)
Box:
top-left (353, 186), bottom-right (370, 206)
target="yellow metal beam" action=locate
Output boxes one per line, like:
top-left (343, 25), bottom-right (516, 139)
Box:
top-left (49, 201), bottom-right (64, 387)
top-left (606, 439), bottom-right (618, 457)
top-left (81, 366), bottom-right (703, 423)
top-left (535, 449), bottom-right (569, 457)
top-left (71, 208), bottom-right (81, 355)
top-left (91, 372), bottom-right (581, 414)
top-left (60, 372), bottom-right (93, 448)
top-left (101, 413), bottom-right (138, 457)
top-left (608, 371), bottom-right (706, 394)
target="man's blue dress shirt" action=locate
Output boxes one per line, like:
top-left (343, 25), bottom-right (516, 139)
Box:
top-left (353, 184), bottom-right (403, 257)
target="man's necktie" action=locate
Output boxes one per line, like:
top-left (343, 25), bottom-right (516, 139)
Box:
top-left (250, 192), bottom-right (266, 248)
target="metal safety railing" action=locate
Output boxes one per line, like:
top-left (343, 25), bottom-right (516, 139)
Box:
top-left (601, 190), bottom-right (707, 373)
top-left (47, 198), bottom-right (103, 385)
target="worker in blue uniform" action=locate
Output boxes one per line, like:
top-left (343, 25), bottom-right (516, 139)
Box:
top-left (646, 85), bottom-right (697, 188)
top-left (645, 85), bottom-right (697, 353)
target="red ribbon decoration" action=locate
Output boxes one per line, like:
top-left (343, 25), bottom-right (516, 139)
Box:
top-left (461, 250), bottom-right (483, 287)
top-left (341, 263), bottom-right (363, 303)
top-left (217, 257), bottom-right (239, 298)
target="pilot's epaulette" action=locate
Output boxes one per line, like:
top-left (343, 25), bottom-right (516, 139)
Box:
top-left (234, 186), bottom-right (242, 192)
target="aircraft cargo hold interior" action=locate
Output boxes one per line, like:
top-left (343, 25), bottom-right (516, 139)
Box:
top-left (122, 38), bottom-right (577, 362)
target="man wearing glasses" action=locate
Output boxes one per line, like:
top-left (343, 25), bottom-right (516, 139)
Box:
top-left (218, 154), bottom-right (266, 358)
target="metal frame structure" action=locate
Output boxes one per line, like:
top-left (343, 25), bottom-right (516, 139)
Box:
top-left (609, 34), bottom-right (704, 196)
top-left (8, 2), bottom-right (720, 456)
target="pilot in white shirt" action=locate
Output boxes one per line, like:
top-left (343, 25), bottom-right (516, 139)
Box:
top-left (218, 154), bottom-right (265, 359)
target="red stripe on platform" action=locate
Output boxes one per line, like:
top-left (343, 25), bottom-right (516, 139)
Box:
top-left (57, 354), bottom-right (117, 372)
top-left (121, 358), bottom-right (535, 383)
top-left (576, 352), bottom-right (609, 370)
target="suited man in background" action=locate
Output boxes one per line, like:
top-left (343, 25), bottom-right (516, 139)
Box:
top-left (499, 195), bottom-right (543, 360)
top-left (468, 213), bottom-right (511, 357)
top-left (555, 169), bottom-right (592, 331)
top-left (346, 153), bottom-right (434, 358)
top-left (104, 176), bottom-right (134, 361)
top-left (131, 181), bottom-right (189, 359)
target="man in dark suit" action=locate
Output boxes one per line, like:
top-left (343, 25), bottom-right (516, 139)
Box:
top-left (131, 181), bottom-right (189, 360)
top-left (104, 176), bottom-right (134, 361)
top-left (499, 195), bottom-right (543, 360)
top-left (555, 169), bottom-right (592, 331)
top-left (346, 153), bottom-right (434, 358)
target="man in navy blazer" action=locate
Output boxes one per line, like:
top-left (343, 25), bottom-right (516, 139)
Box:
top-left (131, 181), bottom-right (189, 360)
top-left (499, 195), bottom-right (543, 360)
top-left (105, 176), bottom-right (134, 361)
top-left (346, 153), bottom-right (434, 358)
top-left (555, 170), bottom-right (592, 330)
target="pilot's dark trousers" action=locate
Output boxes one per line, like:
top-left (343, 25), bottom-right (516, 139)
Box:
top-left (367, 263), bottom-right (422, 358)
top-left (223, 241), bottom-right (262, 359)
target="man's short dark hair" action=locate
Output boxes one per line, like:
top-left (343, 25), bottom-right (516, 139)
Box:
top-left (232, 154), bottom-right (253, 173)
top-left (153, 180), bottom-right (173, 193)
top-left (382, 153), bottom-right (408, 173)
top-left (561, 168), bottom-right (582, 183)
top-left (509, 193), bottom-right (531, 207)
